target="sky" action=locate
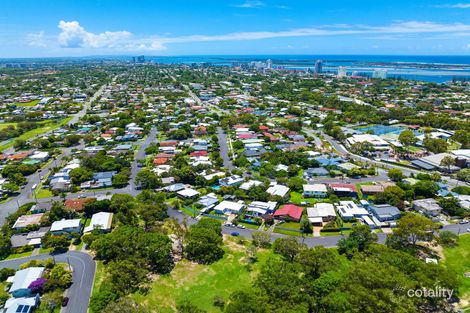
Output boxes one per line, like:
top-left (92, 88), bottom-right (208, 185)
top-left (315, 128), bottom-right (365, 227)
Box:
top-left (1, 0), bottom-right (470, 57)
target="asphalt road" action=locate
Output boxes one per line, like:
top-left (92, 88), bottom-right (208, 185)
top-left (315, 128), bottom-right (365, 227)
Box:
top-left (0, 251), bottom-right (95, 313)
top-left (216, 127), bottom-right (234, 170)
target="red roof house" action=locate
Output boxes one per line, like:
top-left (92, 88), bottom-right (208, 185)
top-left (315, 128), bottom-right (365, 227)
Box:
top-left (273, 204), bottom-right (303, 222)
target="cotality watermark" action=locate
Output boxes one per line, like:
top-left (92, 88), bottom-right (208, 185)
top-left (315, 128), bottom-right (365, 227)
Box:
top-left (407, 287), bottom-right (454, 300)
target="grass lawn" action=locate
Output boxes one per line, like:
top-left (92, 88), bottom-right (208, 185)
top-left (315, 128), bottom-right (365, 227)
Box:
top-left (15, 99), bottom-right (40, 107)
top-left (39, 247), bottom-right (53, 254)
top-left (5, 250), bottom-right (33, 260)
top-left (130, 240), bottom-right (275, 312)
top-left (35, 188), bottom-right (53, 199)
top-left (0, 117), bottom-right (73, 151)
top-left (290, 191), bottom-right (317, 205)
top-left (238, 222), bottom-right (260, 230)
top-left (442, 234), bottom-right (470, 310)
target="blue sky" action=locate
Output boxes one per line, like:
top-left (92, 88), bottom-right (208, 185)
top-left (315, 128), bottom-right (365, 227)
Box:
top-left (1, 0), bottom-right (470, 57)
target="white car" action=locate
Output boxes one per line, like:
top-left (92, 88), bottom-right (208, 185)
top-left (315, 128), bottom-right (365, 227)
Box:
top-left (467, 228), bottom-right (470, 233)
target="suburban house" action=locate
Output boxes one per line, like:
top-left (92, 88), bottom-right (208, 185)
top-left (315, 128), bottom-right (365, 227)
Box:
top-left (369, 204), bottom-right (401, 222)
top-left (9, 267), bottom-right (44, 298)
top-left (219, 175), bottom-right (244, 187)
top-left (64, 198), bottom-right (94, 212)
top-left (213, 200), bottom-right (245, 215)
top-left (329, 183), bottom-right (358, 197)
top-left (10, 227), bottom-right (50, 248)
top-left (84, 212), bottom-right (114, 233)
top-left (50, 219), bottom-right (82, 236)
top-left (245, 201), bottom-right (278, 217)
top-left (360, 184), bottom-right (385, 196)
top-left (413, 198), bottom-right (442, 217)
top-left (177, 188), bottom-right (200, 199)
top-left (4, 295), bottom-right (40, 313)
top-left (12, 214), bottom-right (44, 230)
top-left (337, 201), bottom-right (369, 220)
top-left (273, 204), bottom-right (303, 222)
top-left (307, 203), bottom-right (336, 225)
top-left (266, 184), bottom-right (290, 198)
top-left (197, 193), bottom-right (219, 211)
top-left (303, 184), bottom-right (328, 198)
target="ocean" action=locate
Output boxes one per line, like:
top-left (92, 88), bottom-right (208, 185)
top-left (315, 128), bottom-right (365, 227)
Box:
top-left (146, 55), bottom-right (470, 83)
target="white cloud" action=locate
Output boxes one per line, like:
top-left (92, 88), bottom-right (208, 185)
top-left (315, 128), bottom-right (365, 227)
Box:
top-left (435, 3), bottom-right (470, 8)
top-left (234, 1), bottom-right (265, 8)
top-left (27, 31), bottom-right (46, 47)
top-left (58, 20), bottom-right (131, 48)
top-left (46, 20), bottom-right (470, 52)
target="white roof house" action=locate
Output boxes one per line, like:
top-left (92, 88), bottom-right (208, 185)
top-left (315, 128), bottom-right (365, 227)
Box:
top-left (4, 295), bottom-right (39, 313)
top-left (9, 267), bottom-right (44, 296)
top-left (50, 219), bottom-right (82, 234)
top-left (246, 201), bottom-right (278, 216)
top-left (337, 201), bottom-right (369, 219)
top-left (177, 188), bottom-right (200, 198)
top-left (266, 184), bottom-right (290, 198)
top-left (347, 134), bottom-right (390, 150)
top-left (307, 203), bottom-right (336, 223)
top-left (240, 180), bottom-right (263, 191)
top-left (213, 200), bottom-right (245, 215)
top-left (84, 212), bottom-right (113, 233)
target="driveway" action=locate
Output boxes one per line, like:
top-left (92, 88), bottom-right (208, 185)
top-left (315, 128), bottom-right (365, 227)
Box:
top-left (0, 251), bottom-right (95, 313)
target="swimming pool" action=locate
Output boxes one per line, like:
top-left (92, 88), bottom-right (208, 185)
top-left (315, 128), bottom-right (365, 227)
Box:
top-left (356, 125), bottom-right (404, 135)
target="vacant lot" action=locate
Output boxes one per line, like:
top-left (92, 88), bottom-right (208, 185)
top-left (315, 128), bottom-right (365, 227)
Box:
top-left (443, 234), bottom-right (470, 311)
top-left (0, 117), bottom-right (72, 151)
top-left (129, 238), bottom-right (275, 312)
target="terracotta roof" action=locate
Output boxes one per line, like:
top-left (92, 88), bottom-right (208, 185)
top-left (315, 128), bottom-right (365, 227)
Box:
top-left (274, 204), bottom-right (303, 221)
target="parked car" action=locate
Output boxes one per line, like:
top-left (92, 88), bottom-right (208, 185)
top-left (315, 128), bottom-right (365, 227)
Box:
top-left (459, 219), bottom-right (469, 224)
top-left (467, 228), bottom-right (470, 233)
top-left (231, 232), bottom-right (240, 236)
top-left (62, 297), bottom-right (69, 307)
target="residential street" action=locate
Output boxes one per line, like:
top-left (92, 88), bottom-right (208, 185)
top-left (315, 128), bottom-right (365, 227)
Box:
top-left (216, 127), bottom-right (234, 170)
top-left (0, 251), bottom-right (95, 313)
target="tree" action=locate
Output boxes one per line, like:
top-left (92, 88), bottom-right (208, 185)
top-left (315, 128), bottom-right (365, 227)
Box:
top-left (375, 185), bottom-right (406, 208)
top-left (112, 173), bottom-right (129, 187)
top-left (41, 234), bottom-right (70, 253)
top-left (438, 197), bottom-right (466, 217)
top-left (387, 168), bottom-right (404, 182)
top-left (176, 301), bottom-right (207, 313)
top-left (13, 139), bottom-right (28, 150)
top-left (69, 167), bottom-right (93, 184)
top-left (398, 130), bottom-right (417, 146)
top-left (413, 180), bottom-right (439, 198)
top-left (456, 168), bottom-right (470, 183)
top-left (423, 137), bottom-right (448, 153)
top-left (184, 219), bottom-right (224, 264)
top-left (390, 213), bottom-right (436, 247)
top-left (337, 225), bottom-right (377, 258)
top-left (224, 291), bottom-right (266, 313)
top-left (287, 176), bottom-right (306, 192)
top-left (440, 155), bottom-right (455, 173)
top-left (64, 134), bottom-right (81, 146)
top-left (107, 259), bottom-right (149, 295)
top-left (295, 246), bottom-right (342, 279)
top-left (251, 232), bottom-right (271, 248)
top-left (438, 230), bottom-right (459, 248)
top-left (102, 297), bottom-right (150, 313)
top-left (451, 129), bottom-right (470, 148)
top-left (272, 237), bottom-right (303, 262)
top-left (135, 169), bottom-right (161, 189)
top-left (0, 236), bottom-right (11, 259)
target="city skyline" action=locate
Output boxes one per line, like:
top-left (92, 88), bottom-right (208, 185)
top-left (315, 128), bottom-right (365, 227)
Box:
top-left (2, 0), bottom-right (470, 57)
